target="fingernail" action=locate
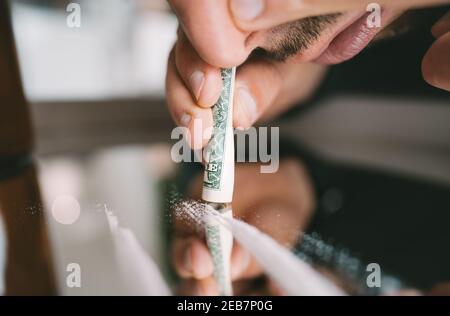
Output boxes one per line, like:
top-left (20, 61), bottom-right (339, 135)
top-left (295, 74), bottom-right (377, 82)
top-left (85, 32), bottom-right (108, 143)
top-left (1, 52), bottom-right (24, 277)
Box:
top-left (236, 87), bottom-right (258, 126)
top-left (189, 70), bottom-right (205, 101)
top-left (180, 113), bottom-right (192, 127)
top-left (230, 0), bottom-right (264, 22)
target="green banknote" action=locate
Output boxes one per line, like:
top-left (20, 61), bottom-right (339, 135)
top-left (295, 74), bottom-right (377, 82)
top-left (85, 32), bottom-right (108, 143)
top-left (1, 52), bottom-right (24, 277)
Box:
top-left (205, 222), bottom-right (228, 295)
top-left (203, 68), bottom-right (234, 191)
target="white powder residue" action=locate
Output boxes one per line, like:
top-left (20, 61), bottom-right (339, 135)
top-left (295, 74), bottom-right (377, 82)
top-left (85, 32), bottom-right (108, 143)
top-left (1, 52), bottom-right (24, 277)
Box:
top-left (175, 200), bottom-right (345, 296)
top-left (106, 210), bottom-right (171, 296)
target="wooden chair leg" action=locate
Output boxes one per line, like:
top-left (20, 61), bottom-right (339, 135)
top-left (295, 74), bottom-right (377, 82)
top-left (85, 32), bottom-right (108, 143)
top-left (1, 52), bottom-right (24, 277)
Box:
top-left (0, 167), bottom-right (57, 295)
top-left (0, 1), bottom-right (56, 295)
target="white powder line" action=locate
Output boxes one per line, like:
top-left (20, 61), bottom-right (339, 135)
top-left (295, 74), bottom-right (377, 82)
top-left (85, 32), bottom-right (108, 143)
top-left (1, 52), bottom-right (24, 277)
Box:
top-left (180, 201), bottom-right (345, 296)
top-left (102, 198), bottom-right (346, 296)
top-left (222, 216), bottom-right (345, 296)
top-left (106, 210), bottom-right (171, 296)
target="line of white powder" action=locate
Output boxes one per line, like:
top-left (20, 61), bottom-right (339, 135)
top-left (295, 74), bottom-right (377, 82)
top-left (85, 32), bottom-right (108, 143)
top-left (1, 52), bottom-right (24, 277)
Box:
top-left (177, 200), bottom-right (345, 296)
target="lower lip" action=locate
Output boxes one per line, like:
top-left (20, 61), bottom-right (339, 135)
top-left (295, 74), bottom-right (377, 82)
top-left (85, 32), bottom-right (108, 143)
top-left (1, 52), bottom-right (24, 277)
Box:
top-left (314, 12), bottom-right (382, 65)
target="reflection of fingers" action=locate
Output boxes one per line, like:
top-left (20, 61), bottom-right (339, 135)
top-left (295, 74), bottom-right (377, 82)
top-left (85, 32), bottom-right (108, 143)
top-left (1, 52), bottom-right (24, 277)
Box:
top-left (422, 32), bottom-right (450, 92)
top-left (231, 242), bottom-right (263, 280)
top-left (178, 277), bottom-right (219, 296)
top-left (233, 277), bottom-right (270, 296)
top-left (267, 279), bottom-right (286, 296)
top-left (166, 48), bottom-right (213, 150)
top-left (172, 237), bottom-right (214, 279)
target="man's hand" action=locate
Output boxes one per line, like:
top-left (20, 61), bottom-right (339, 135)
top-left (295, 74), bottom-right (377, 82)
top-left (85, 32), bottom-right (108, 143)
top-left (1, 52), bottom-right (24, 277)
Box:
top-left (166, 0), bottom-right (450, 152)
top-left (423, 11), bottom-right (450, 91)
top-left (166, 27), bottom-right (327, 150)
top-left (171, 159), bottom-right (315, 295)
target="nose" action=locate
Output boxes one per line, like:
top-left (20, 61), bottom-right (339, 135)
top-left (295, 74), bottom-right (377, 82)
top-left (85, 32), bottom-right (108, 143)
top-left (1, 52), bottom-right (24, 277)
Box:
top-left (192, 30), bottom-right (250, 68)
top-left (180, 0), bottom-right (255, 68)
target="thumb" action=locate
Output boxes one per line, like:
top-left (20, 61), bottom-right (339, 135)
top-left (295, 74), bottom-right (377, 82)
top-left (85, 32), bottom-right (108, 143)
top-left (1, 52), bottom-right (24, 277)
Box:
top-left (422, 12), bottom-right (450, 91)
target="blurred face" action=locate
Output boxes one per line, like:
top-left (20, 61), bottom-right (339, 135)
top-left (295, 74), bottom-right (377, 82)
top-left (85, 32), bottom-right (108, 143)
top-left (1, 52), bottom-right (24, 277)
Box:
top-left (255, 9), bottom-right (405, 64)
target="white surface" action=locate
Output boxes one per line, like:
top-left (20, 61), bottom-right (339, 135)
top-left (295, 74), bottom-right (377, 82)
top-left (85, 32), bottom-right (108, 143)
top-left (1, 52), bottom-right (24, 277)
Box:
top-left (38, 145), bottom-right (175, 295)
top-left (11, 1), bottom-right (177, 101)
top-left (106, 211), bottom-right (171, 296)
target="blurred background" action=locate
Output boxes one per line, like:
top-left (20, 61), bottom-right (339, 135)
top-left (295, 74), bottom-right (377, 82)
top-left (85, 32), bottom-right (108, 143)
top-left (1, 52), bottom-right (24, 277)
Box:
top-left (1, 0), bottom-right (449, 295)
top-left (5, 0), bottom-right (178, 295)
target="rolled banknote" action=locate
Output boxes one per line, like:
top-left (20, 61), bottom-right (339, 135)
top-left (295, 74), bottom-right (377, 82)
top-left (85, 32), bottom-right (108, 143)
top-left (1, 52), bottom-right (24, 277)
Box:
top-left (202, 67), bottom-right (236, 296)
top-left (204, 203), bottom-right (233, 296)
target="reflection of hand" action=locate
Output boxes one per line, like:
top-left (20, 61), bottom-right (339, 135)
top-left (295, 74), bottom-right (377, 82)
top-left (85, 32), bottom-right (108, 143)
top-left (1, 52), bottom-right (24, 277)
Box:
top-left (171, 159), bottom-right (315, 295)
top-left (423, 12), bottom-right (450, 92)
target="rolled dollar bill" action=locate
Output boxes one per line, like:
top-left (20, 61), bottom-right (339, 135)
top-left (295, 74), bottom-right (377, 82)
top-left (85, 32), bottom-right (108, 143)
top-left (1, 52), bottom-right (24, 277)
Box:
top-left (205, 203), bottom-right (233, 296)
top-left (202, 67), bottom-right (235, 203)
top-left (202, 67), bottom-right (236, 296)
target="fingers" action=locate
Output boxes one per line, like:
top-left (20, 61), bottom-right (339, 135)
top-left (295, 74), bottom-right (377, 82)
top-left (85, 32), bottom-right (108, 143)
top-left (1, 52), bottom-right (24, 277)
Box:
top-left (166, 47), bottom-right (213, 150)
top-left (169, 36), bottom-right (283, 135)
top-left (422, 30), bottom-right (450, 92)
top-left (432, 11), bottom-right (450, 38)
top-left (231, 242), bottom-right (263, 280)
top-left (233, 56), bottom-right (329, 128)
top-left (168, 0), bottom-right (251, 67)
top-left (172, 237), bottom-right (261, 281)
top-left (168, 27), bottom-right (326, 147)
top-left (233, 58), bottom-right (326, 129)
top-left (173, 160), bottom-right (315, 295)
top-left (172, 237), bottom-right (214, 279)
top-left (179, 275), bottom-right (280, 296)
top-left (423, 10), bottom-right (450, 92)
top-left (173, 236), bottom-right (264, 295)
top-left (233, 58), bottom-right (282, 129)
top-left (178, 277), bottom-right (219, 296)
top-left (229, 0), bottom-right (450, 31)
top-left (168, 43), bottom-right (316, 144)
top-left (173, 207), bottom-right (303, 295)
top-left (175, 30), bottom-right (223, 108)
